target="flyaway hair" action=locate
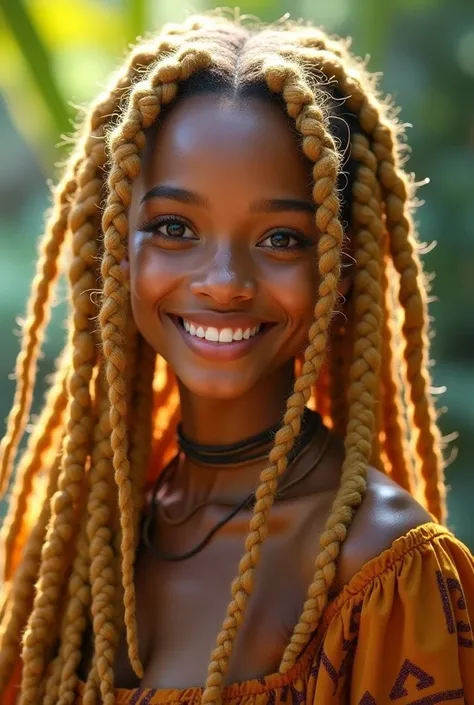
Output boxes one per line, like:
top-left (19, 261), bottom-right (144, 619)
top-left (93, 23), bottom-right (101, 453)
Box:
top-left (0, 10), bottom-right (446, 705)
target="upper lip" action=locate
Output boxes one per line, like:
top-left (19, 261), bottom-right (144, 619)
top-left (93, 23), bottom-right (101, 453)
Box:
top-left (168, 312), bottom-right (272, 330)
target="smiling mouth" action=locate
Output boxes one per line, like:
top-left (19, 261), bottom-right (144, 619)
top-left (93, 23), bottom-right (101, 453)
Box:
top-left (169, 315), bottom-right (273, 345)
top-left (181, 317), bottom-right (263, 343)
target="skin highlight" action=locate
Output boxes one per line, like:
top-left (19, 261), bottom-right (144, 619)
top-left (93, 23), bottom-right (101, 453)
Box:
top-left (0, 14), bottom-right (446, 705)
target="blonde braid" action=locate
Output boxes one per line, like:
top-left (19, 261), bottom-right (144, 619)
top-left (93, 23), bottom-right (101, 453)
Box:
top-left (42, 376), bottom-right (111, 705)
top-left (18, 149), bottom-right (101, 703)
top-left (0, 362), bottom-right (67, 696)
top-left (1, 358), bottom-right (68, 585)
top-left (129, 337), bottom-right (156, 526)
top-left (0, 453), bottom-right (63, 693)
top-left (355, 168), bottom-right (398, 476)
top-left (99, 45), bottom-right (212, 678)
top-left (379, 235), bottom-right (415, 490)
top-left (84, 389), bottom-right (119, 705)
top-left (360, 178), bottom-right (384, 473)
top-left (201, 57), bottom-right (344, 705)
top-left (41, 39), bottom-right (188, 704)
top-left (300, 49), bottom-right (445, 519)
top-left (0, 169), bottom-right (77, 497)
top-left (83, 343), bottom-right (156, 705)
top-left (328, 318), bottom-right (347, 435)
top-left (0, 34), bottom-right (173, 504)
top-left (42, 511), bottom-right (90, 705)
top-left (279, 133), bottom-right (383, 671)
top-left (12, 39), bottom-right (179, 701)
top-left (374, 136), bottom-right (445, 518)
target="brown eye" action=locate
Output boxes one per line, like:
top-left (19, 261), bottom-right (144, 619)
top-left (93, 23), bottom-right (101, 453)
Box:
top-left (163, 221), bottom-right (186, 238)
top-left (269, 232), bottom-right (293, 248)
top-left (138, 216), bottom-right (197, 242)
top-left (258, 229), bottom-right (312, 250)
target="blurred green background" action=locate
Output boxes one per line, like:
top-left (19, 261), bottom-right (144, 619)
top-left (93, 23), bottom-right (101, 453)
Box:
top-left (0, 0), bottom-right (473, 547)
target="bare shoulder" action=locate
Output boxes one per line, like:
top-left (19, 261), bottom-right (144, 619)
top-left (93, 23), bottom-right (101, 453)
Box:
top-left (335, 467), bottom-right (433, 591)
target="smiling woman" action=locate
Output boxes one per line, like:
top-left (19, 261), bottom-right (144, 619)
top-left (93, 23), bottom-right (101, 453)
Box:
top-left (0, 9), bottom-right (473, 705)
top-left (128, 93), bottom-right (321, 400)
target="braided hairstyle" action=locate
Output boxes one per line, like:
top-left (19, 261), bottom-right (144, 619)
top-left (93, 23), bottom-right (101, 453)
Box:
top-left (0, 11), bottom-right (446, 705)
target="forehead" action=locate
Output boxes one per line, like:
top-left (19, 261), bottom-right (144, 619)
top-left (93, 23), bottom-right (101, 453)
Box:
top-left (138, 93), bottom-right (312, 194)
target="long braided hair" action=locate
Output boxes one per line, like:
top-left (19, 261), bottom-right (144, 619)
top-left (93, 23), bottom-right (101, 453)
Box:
top-left (0, 11), bottom-right (446, 705)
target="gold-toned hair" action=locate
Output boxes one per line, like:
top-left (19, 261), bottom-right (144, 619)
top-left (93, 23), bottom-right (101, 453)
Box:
top-left (0, 10), bottom-right (446, 705)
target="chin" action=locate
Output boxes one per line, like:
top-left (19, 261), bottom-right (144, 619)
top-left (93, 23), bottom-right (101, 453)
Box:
top-left (176, 369), bottom-right (259, 401)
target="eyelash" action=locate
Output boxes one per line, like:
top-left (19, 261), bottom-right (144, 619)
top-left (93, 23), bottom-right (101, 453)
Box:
top-left (137, 215), bottom-right (314, 251)
top-left (138, 215), bottom-right (196, 242)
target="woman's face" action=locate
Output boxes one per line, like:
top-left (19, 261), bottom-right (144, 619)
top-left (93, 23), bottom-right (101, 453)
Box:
top-left (127, 93), bottom-right (320, 399)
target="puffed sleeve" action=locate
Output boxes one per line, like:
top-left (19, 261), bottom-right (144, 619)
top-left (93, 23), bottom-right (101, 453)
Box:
top-left (308, 523), bottom-right (474, 704)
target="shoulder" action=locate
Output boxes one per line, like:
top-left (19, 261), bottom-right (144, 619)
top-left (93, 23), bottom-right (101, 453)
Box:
top-left (335, 467), bottom-right (433, 592)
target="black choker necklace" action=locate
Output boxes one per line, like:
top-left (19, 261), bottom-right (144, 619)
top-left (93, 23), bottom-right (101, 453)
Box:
top-left (142, 408), bottom-right (326, 562)
top-left (176, 407), bottom-right (317, 466)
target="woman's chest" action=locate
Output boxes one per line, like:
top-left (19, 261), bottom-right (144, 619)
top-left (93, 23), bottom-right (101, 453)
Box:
top-left (114, 498), bottom-right (329, 690)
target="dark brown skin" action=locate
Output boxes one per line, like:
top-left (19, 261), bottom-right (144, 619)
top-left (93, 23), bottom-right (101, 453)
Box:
top-left (81, 94), bottom-right (432, 690)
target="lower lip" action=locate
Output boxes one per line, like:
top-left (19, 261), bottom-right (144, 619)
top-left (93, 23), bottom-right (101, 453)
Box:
top-left (169, 316), bottom-right (271, 362)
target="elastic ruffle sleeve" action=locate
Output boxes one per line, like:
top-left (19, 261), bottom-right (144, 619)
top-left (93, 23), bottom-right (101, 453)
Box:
top-left (309, 523), bottom-right (474, 704)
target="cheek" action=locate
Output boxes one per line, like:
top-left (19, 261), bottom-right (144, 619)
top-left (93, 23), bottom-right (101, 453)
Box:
top-left (129, 250), bottom-right (181, 348)
top-left (130, 249), bottom-right (175, 308)
top-left (267, 259), bottom-right (319, 328)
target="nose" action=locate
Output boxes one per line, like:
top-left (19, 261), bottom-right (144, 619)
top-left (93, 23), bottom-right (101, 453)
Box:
top-left (190, 243), bottom-right (257, 305)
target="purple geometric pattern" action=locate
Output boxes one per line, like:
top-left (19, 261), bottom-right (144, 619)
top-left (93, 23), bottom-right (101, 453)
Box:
top-left (139, 689), bottom-right (158, 705)
top-left (435, 570), bottom-right (455, 634)
top-left (320, 648), bottom-right (338, 691)
top-left (389, 660), bottom-right (434, 700)
top-left (446, 578), bottom-right (466, 610)
top-left (435, 571), bottom-right (473, 648)
top-left (129, 688), bottom-right (145, 705)
top-left (315, 601), bottom-right (363, 696)
top-left (290, 683), bottom-right (305, 705)
top-left (404, 689), bottom-right (464, 704)
top-left (358, 693), bottom-right (377, 705)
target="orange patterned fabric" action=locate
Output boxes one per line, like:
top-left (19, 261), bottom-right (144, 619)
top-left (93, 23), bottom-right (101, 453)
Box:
top-left (76, 523), bottom-right (474, 705)
top-left (6, 523), bottom-right (474, 704)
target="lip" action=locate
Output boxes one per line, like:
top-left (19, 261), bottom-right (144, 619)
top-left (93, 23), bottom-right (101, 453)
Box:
top-left (168, 314), bottom-right (274, 363)
top-left (172, 311), bottom-right (267, 330)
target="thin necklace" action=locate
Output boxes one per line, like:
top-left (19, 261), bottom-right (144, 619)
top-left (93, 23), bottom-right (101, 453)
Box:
top-left (176, 407), bottom-right (315, 466)
top-left (142, 416), bottom-right (330, 562)
top-left (158, 409), bottom-right (320, 526)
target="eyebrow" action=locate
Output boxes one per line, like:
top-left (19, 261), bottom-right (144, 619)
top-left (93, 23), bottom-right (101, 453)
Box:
top-left (250, 198), bottom-right (315, 215)
top-left (140, 185), bottom-right (208, 207)
top-left (140, 185), bottom-right (315, 214)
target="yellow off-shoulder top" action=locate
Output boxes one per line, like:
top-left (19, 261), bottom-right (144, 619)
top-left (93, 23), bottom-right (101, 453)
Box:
top-left (5, 523), bottom-right (474, 704)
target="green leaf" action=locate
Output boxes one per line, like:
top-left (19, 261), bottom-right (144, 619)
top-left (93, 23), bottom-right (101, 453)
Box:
top-left (124, 0), bottom-right (147, 45)
top-left (0, 0), bottom-right (70, 137)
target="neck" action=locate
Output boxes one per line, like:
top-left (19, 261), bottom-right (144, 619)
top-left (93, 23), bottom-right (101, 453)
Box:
top-left (177, 360), bottom-right (295, 446)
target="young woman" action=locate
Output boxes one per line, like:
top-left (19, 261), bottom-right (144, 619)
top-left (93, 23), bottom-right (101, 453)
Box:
top-left (0, 11), bottom-right (473, 705)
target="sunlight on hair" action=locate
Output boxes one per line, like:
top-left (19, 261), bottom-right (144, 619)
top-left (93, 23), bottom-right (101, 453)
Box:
top-left (0, 10), bottom-right (446, 705)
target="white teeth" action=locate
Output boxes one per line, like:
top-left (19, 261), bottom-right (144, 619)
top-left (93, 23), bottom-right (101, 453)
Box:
top-left (219, 328), bottom-right (233, 343)
top-left (204, 327), bottom-right (219, 342)
top-left (181, 319), bottom-right (262, 343)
